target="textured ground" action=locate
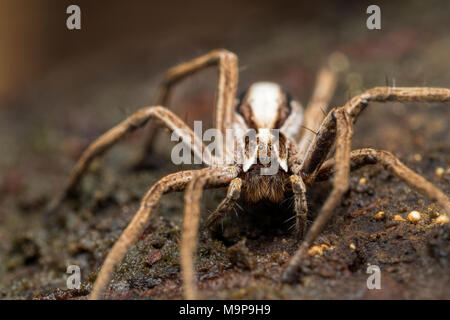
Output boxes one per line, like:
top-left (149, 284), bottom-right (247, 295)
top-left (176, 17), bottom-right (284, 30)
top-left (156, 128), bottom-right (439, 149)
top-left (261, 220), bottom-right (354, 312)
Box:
top-left (0, 1), bottom-right (449, 299)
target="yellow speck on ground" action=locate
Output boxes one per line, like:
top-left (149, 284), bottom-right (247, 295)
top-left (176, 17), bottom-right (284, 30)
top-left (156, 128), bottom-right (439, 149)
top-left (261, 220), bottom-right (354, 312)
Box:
top-left (394, 215), bottom-right (405, 221)
top-left (435, 167), bottom-right (444, 178)
top-left (308, 244), bottom-right (330, 256)
top-left (349, 243), bottom-right (356, 250)
top-left (308, 245), bottom-right (323, 256)
top-left (358, 177), bottom-right (367, 186)
top-left (413, 153), bottom-right (422, 161)
top-left (407, 210), bottom-right (421, 222)
top-left (435, 215), bottom-right (449, 225)
top-left (373, 211), bottom-right (385, 221)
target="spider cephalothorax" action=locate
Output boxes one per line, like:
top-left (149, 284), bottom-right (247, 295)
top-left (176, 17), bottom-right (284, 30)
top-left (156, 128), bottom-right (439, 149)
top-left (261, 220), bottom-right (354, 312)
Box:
top-left (233, 82), bottom-right (301, 203)
top-left (47, 49), bottom-right (450, 300)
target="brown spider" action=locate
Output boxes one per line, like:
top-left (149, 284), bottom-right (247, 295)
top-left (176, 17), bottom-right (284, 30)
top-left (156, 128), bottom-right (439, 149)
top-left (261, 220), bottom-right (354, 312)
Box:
top-left (47, 49), bottom-right (450, 300)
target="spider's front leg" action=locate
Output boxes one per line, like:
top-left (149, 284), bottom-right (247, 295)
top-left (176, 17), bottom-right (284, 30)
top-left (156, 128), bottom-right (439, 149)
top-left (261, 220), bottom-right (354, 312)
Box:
top-left (283, 86), bottom-right (450, 283)
top-left (90, 169), bottom-right (197, 300)
top-left (181, 166), bottom-right (240, 300)
top-left (46, 106), bottom-right (213, 216)
top-left (135, 49), bottom-right (239, 167)
top-left (296, 86), bottom-right (450, 182)
top-left (283, 108), bottom-right (352, 283)
top-left (90, 166), bottom-right (238, 300)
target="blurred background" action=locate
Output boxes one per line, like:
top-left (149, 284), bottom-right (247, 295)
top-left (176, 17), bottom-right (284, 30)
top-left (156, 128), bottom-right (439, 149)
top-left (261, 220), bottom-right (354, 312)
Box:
top-left (2, 0), bottom-right (449, 102)
top-left (0, 0), bottom-right (449, 299)
top-left (1, 0), bottom-right (449, 166)
top-left (2, 0), bottom-right (353, 103)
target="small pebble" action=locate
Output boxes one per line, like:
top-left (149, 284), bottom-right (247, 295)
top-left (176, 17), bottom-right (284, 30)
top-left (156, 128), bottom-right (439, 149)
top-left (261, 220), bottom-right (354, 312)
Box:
top-left (435, 215), bottom-right (449, 225)
top-left (407, 210), bottom-right (421, 223)
top-left (358, 177), bottom-right (367, 186)
top-left (394, 215), bottom-right (405, 221)
top-left (373, 211), bottom-right (385, 221)
top-left (349, 243), bottom-right (356, 250)
top-left (308, 244), bottom-right (329, 256)
top-left (144, 250), bottom-right (162, 266)
top-left (413, 153), bottom-right (422, 162)
top-left (308, 245), bottom-right (323, 256)
top-left (435, 167), bottom-right (444, 178)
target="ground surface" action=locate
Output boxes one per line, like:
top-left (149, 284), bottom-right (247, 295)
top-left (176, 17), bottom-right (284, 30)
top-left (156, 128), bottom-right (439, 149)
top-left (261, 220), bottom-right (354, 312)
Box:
top-left (0, 1), bottom-right (449, 299)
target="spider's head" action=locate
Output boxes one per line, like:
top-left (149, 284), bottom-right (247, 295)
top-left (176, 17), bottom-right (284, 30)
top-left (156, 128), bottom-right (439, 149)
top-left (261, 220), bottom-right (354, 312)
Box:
top-left (241, 128), bottom-right (289, 174)
top-left (236, 82), bottom-right (291, 175)
top-left (239, 128), bottom-right (290, 203)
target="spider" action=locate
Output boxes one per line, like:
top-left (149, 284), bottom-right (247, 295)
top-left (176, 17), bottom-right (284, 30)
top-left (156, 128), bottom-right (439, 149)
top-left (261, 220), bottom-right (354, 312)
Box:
top-left (47, 49), bottom-right (450, 300)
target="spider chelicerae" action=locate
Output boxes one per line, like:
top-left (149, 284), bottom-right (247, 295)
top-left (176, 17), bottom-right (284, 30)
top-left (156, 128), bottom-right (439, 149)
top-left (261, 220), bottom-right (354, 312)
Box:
top-left (47, 49), bottom-right (450, 299)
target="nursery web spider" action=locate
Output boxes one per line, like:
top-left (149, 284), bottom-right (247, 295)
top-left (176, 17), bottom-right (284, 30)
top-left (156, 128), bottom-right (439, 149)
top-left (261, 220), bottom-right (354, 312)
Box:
top-left (47, 49), bottom-right (450, 299)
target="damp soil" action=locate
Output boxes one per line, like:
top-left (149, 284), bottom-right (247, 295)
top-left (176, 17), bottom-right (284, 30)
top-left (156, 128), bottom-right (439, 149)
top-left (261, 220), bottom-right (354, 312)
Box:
top-left (0, 1), bottom-right (449, 300)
